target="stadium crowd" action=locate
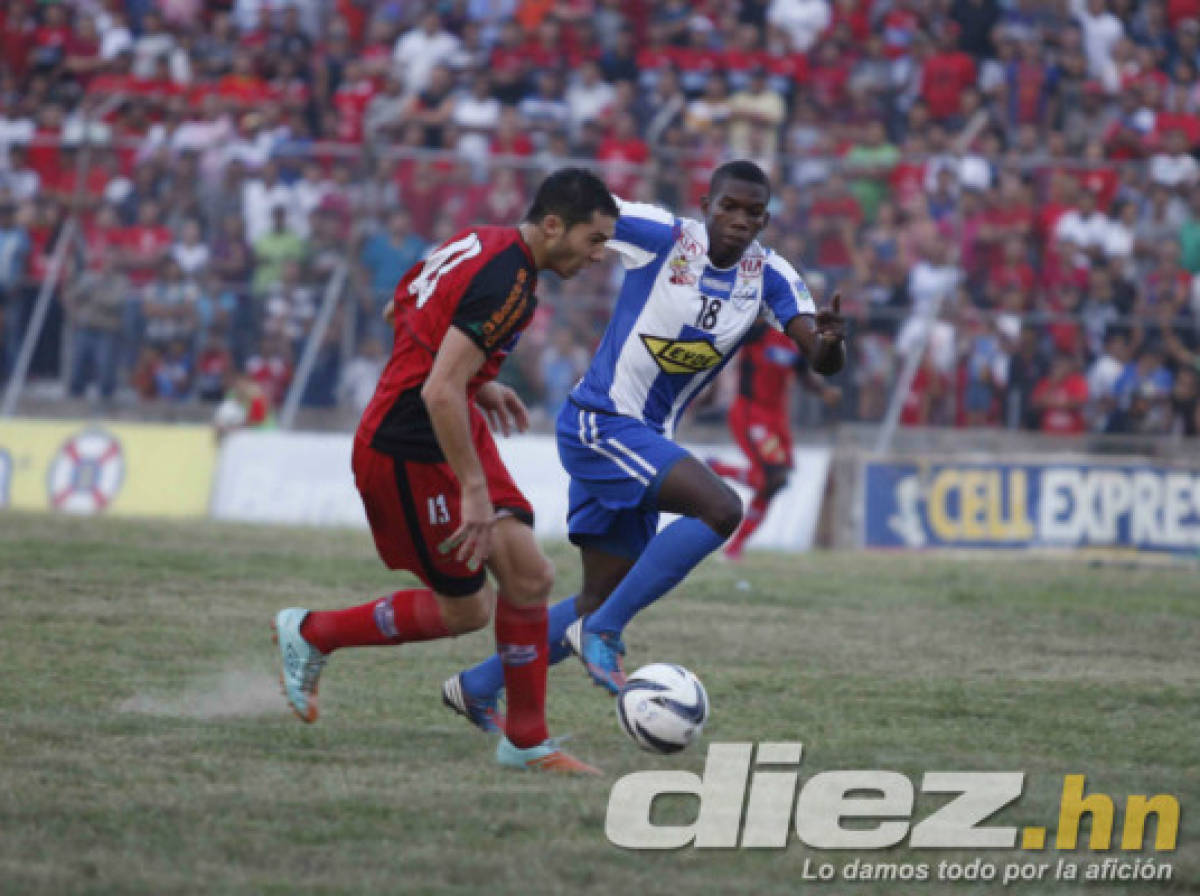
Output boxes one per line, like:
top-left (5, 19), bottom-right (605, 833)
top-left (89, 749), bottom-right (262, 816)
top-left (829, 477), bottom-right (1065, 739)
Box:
top-left (1, 0), bottom-right (1199, 436)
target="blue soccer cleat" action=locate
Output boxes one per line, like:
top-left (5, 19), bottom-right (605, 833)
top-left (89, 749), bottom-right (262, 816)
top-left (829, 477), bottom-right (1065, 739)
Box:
top-left (441, 673), bottom-right (505, 734)
top-left (495, 736), bottom-right (601, 775)
top-left (565, 618), bottom-right (628, 695)
top-left (272, 607), bottom-right (327, 723)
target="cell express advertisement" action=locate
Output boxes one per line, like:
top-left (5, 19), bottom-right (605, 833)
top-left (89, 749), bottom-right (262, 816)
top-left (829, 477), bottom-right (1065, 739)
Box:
top-left (864, 460), bottom-right (1200, 553)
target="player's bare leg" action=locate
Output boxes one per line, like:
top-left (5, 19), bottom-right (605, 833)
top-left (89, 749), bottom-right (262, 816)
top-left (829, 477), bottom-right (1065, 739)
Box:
top-left (565, 545), bottom-right (637, 692)
top-left (487, 516), bottom-right (600, 774)
top-left (575, 547), bottom-right (636, 616)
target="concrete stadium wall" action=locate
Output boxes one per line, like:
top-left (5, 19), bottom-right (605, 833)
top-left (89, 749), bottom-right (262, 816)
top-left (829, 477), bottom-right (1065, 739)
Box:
top-left (211, 430), bottom-right (832, 551)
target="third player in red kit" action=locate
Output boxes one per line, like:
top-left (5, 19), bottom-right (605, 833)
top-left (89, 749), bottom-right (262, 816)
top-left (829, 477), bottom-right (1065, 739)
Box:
top-left (273, 169), bottom-right (618, 774)
top-left (709, 314), bottom-right (842, 559)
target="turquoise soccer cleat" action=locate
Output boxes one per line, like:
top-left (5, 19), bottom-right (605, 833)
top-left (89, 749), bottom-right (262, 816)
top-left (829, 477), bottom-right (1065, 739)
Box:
top-left (495, 736), bottom-right (601, 775)
top-left (272, 607), bottom-right (327, 723)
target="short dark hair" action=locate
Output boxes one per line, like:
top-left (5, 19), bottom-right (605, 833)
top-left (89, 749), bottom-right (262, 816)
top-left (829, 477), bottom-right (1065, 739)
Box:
top-left (709, 160), bottom-right (771, 199)
top-left (524, 167), bottom-right (618, 230)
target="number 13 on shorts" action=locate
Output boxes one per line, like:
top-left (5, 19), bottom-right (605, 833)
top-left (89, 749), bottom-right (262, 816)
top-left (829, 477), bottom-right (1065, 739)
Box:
top-left (427, 494), bottom-right (451, 526)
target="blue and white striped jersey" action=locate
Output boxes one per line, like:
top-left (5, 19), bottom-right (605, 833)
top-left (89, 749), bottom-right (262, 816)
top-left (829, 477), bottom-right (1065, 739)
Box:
top-left (570, 198), bottom-right (816, 437)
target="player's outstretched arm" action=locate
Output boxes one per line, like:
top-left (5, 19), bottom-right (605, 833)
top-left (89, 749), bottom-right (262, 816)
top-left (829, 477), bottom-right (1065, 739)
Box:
top-left (786, 294), bottom-right (846, 375)
top-left (422, 328), bottom-right (494, 571)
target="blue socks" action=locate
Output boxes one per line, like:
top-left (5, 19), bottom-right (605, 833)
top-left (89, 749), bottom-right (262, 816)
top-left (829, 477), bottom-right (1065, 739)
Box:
top-left (460, 596), bottom-right (577, 699)
top-left (584, 517), bottom-right (725, 636)
top-left (459, 517), bottom-right (726, 698)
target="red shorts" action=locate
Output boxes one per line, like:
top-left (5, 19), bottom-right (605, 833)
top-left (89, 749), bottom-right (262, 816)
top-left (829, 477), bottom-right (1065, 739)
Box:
top-left (352, 409), bottom-right (533, 597)
top-left (729, 398), bottom-right (792, 487)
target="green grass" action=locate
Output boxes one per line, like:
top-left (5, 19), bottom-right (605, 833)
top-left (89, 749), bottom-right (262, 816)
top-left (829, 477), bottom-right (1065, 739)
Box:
top-left (0, 513), bottom-right (1196, 895)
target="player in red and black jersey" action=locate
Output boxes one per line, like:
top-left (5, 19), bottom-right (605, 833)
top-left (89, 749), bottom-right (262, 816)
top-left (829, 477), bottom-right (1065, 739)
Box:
top-left (273, 169), bottom-right (618, 774)
top-left (709, 318), bottom-right (842, 560)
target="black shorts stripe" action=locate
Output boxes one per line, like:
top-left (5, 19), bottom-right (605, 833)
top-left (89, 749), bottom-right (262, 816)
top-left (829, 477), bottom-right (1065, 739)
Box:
top-left (391, 458), bottom-right (486, 598)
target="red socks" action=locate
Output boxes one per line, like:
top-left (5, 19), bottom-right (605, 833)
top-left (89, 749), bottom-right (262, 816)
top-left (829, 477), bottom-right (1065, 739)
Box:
top-left (494, 594), bottom-right (549, 748)
top-left (300, 588), bottom-right (450, 654)
top-left (299, 588), bottom-right (550, 749)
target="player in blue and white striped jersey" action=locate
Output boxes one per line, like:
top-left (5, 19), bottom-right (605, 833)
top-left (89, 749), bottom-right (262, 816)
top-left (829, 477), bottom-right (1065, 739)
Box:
top-left (444, 161), bottom-right (845, 728)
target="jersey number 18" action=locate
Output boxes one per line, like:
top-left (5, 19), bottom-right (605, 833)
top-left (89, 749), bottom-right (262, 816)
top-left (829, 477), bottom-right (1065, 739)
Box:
top-left (695, 295), bottom-right (722, 330)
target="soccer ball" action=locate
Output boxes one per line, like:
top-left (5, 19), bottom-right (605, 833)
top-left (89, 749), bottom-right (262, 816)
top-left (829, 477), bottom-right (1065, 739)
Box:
top-left (616, 663), bottom-right (710, 754)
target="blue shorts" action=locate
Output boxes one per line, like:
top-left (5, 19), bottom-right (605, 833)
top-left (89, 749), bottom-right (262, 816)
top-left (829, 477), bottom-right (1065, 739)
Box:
top-left (556, 401), bottom-right (690, 558)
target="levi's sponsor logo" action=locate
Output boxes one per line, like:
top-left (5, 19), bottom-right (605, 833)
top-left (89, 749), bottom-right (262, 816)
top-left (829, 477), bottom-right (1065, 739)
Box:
top-left (640, 335), bottom-right (724, 374)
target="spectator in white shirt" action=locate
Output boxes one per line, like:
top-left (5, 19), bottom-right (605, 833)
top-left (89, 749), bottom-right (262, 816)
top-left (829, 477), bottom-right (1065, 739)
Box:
top-left (1086, 328), bottom-right (1132, 430)
top-left (338, 336), bottom-right (387, 413)
top-left (1054, 186), bottom-right (1112, 262)
top-left (171, 217), bottom-right (211, 278)
top-left (393, 11), bottom-right (462, 97)
top-left (132, 10), bottom-right (177, 79)
top-left (518, 71), bottom-right (571, 140)
top-left (0, 145), bottom-right (39, 202)
top-left (453, 73), bottom-right (501, 166)
top-left (222, 110), bottom-right (276, 172)
top-left (98, 9), bottom-right (134, 60)
top-left (565, 60), bottom-right (616, 139)
top-left (242, 160), bottom-right (297, 244)
top-left (1149, 128), bottom-right (1200, 189)
top-left (0, 102), bottom-right (35, 171)
top-left (767, 0), bottom-right (832, 54)
top-left (1102, 198), bottom-right (1137, 276)
top-left (1071, 0), bottom-right (1123, 91)
top-left (292, 162), bottom-right (329, 238)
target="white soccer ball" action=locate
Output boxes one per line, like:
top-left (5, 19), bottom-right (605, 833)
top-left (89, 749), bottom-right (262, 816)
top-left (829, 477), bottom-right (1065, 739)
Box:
top-left (616, 663), bottom-right (710, 754)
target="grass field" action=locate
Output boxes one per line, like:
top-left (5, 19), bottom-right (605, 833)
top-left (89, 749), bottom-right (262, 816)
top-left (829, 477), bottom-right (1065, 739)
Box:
top-left (1, 512), bottom-right (1196, 895)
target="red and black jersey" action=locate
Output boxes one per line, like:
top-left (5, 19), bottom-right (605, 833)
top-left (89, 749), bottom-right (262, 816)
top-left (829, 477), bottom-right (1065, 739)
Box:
top-left (358, 227), bottom-right (538, 460)
top-left (737, 323), bottom-right (801, 417)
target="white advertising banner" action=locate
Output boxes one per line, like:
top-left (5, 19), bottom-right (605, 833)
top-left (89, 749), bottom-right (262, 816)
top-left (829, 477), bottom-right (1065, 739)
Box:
top-left (212, 430), bottom-right (830, 551)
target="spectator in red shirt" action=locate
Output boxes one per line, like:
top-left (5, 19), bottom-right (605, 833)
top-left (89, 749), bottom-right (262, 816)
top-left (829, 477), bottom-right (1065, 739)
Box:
top-left (881, 0), bottom-right (921, 59)
top-left (121, 200), bottom-right (173, 288)
top-left (218, 50), bottom-right (269, 108)
top-left (63, 14), bottom-right (103, 84)
top-left (987, 235), bottom-right (1036, 306)
top-left (900, 352), bottom-right (954, 426)
top-left (396, 158), bottom-right (443, 239)
top-left (808, 172), bottom-right (864, 275)
top-left (523, 15), bottom-right (567, 74)
top-left (490, 106), bottom-right (536, 159)
top-left (597, 112), bottom-right (650, 197)
top-left (922, 22), bottom-right (978, 122)
top-left (332, 60), bottom-right (376, 145)
top-left (245, 332), bottom-right (294, 407)
top-left (808, 41), bottom-right (851, 112)
top-left (1032, 351), bottom-right (1089, 434)
top-left (1075, 141), bottom-right (1120, 211)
